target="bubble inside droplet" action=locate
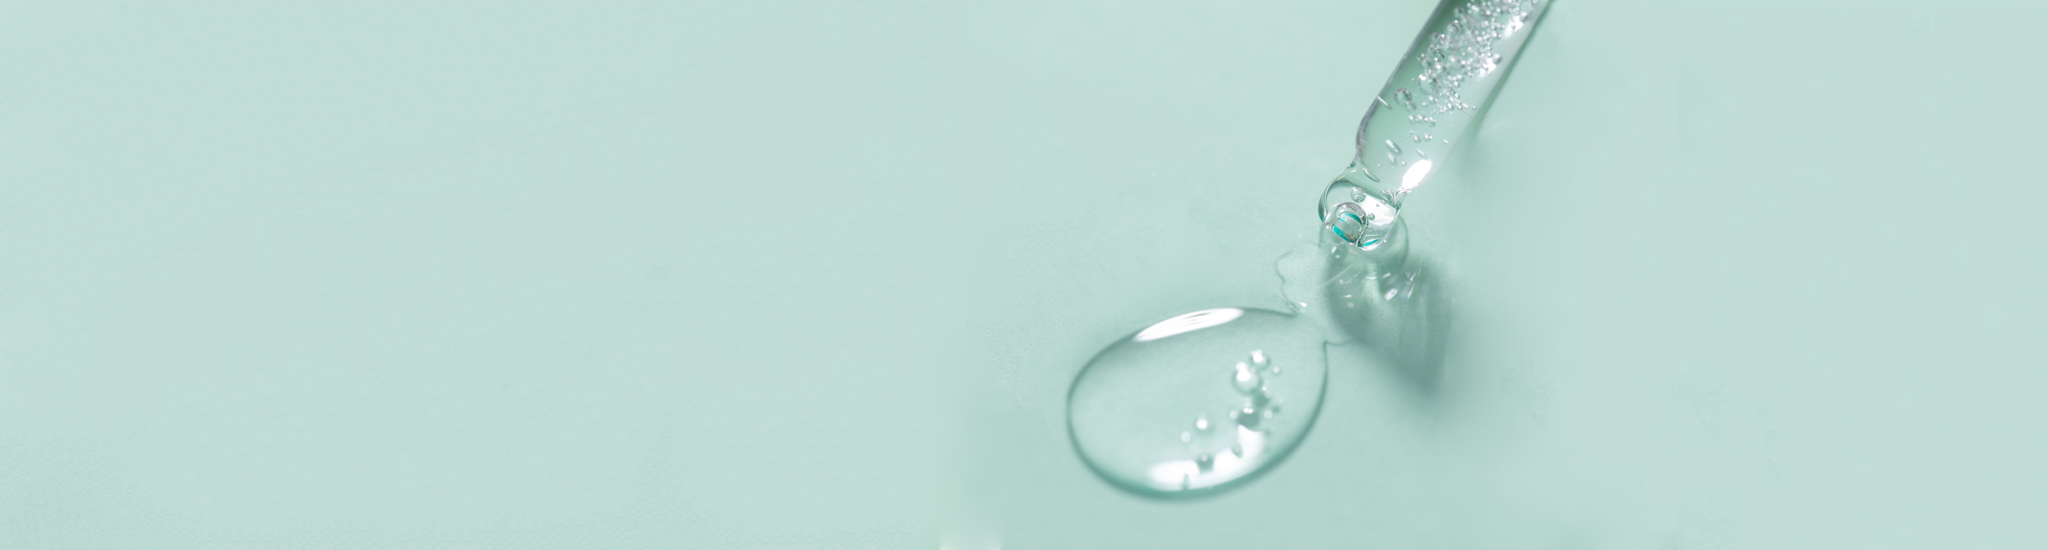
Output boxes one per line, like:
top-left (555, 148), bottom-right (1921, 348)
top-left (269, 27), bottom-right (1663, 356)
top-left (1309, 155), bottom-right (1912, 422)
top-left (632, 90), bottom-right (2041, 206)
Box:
top-left (1066, 308), bottom-right (1329, 496)
top-left (1231, 362), bottom-right (1261, 393)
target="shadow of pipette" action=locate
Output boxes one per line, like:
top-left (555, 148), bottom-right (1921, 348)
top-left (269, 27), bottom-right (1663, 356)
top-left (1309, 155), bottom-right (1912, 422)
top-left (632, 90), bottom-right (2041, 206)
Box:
top-left (1278, 223), bottom-right (1453, 394)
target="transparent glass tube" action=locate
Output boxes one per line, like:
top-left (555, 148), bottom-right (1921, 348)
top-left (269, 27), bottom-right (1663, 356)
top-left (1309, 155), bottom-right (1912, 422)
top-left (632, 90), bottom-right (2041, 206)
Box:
top-left (1320, 0), bottom-right (1550, 249)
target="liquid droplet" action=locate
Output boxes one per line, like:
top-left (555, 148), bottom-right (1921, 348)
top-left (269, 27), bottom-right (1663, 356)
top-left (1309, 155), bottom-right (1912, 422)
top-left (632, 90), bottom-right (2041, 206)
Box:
top-left (1066, 308), bottom-right (1329, 496)
top-left (1384, 139), bottom-right (1402, 155)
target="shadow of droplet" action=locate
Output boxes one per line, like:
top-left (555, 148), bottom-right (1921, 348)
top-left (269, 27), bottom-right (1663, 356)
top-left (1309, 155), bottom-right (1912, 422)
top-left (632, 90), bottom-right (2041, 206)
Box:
top-left (1278, 224), bottom-right (1453, 393)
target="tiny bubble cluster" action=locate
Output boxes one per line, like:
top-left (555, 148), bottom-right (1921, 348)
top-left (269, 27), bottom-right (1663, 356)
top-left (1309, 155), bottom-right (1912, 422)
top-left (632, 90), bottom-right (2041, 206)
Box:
top-left (1367, 0), bottom-right (1541, 188)
top-left (1409, 0), bottom-right (1536, 116)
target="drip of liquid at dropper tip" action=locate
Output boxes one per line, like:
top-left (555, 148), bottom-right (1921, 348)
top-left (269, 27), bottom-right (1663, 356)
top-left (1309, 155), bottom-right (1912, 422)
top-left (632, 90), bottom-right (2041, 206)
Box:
top-left (1318, 0), bottom-right (1549, 249)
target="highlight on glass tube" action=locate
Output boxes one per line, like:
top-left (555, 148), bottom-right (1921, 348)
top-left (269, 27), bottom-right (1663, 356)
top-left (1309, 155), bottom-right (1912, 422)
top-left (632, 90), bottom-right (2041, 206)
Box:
top-left (1321, 0), bottom-right (1551, 249)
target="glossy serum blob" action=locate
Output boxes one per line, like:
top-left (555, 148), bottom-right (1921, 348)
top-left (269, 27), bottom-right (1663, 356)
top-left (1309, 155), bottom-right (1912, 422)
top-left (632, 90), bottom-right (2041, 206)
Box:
top-left (1066, 309), bottom-right (1327, 496)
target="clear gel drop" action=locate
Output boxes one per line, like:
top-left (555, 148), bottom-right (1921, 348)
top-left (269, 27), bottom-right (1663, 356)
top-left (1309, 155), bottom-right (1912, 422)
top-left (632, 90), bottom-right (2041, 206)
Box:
top-left (1065, 308), bottom-right (1328, 496)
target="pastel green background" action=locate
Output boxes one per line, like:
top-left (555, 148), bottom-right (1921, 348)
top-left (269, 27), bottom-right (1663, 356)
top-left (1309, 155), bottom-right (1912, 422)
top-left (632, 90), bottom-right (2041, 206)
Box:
top-left (4, 1), bottom-right (2043, 549)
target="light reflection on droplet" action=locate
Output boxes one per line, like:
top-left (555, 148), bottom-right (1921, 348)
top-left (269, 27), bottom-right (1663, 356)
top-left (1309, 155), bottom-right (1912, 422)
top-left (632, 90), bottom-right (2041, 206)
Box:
top-left (1133, 308), bottom-right (1243, 342)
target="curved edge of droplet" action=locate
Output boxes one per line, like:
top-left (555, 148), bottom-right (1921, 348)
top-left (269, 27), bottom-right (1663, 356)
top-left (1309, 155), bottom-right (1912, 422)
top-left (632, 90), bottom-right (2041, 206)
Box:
top-left (1062, 327), bottom-right (1332, 500)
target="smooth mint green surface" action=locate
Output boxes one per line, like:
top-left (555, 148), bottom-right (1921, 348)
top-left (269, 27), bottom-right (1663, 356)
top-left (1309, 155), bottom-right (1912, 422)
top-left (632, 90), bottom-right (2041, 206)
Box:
top-left (5, 1), bottom-right (2046, 549)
